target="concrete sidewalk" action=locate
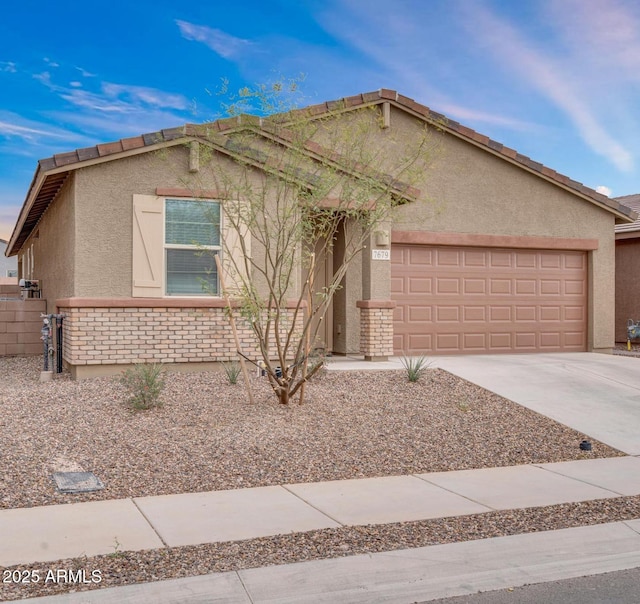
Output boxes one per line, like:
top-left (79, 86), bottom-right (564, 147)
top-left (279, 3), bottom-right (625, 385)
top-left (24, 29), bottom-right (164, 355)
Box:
top-left (2, 456), bottom-right (640, 568)
top-left (20, 519), bottom-right (640, 603)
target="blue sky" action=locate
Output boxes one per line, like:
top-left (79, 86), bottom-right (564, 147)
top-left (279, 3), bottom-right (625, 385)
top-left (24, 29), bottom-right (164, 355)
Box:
top-left (1, 0), bottom-right (639, 241)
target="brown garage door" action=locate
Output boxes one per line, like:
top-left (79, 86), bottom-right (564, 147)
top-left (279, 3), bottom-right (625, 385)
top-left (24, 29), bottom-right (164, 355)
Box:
top-left (391, 245), bottom-right (587, 354)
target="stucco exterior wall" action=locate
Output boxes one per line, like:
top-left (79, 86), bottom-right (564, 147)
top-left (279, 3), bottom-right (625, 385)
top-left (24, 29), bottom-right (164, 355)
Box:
top-left (310, 105), bottom-right (616, 352)
top-left (615, 238), bottom-right (640, 342)
top-left (388, 108), bottom-right (614, 351)
top-left (19, 174), bottom-right (76, 313)
top-left (74, 148), bottom-right (186, 298)
top-left (73, 145), bottom-right (300, 302)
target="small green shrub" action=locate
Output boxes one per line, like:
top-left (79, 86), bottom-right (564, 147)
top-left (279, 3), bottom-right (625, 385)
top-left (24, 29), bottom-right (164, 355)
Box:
top-left (400, 355), bottom-right (431, 382)
top-left (120, 363), bottom-right (165, 410)
top-left (222, 361), bottom-right (241, 384)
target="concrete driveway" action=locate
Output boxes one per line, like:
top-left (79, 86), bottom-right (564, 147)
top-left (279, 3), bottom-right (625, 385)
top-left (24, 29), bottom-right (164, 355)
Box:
top-left (432, 353), bottom-right (640, 456)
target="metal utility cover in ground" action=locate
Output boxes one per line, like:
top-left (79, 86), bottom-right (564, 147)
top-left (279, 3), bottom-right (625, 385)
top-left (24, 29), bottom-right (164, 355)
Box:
top-left (53, 472), bottom-right (104, 493)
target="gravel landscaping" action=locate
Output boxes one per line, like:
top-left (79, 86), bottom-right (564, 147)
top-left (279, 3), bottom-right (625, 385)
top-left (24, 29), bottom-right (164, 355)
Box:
top-left (0, 354), bottom-right (631, 601)
top-left (0, 355), bottom-right (621, 510)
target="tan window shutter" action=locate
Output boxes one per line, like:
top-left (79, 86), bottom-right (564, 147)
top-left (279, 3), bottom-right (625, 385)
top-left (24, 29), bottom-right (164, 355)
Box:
top-left (132, 194), bottom-right (163, 297)
top-left (222, 208), bottom-right (251, 294)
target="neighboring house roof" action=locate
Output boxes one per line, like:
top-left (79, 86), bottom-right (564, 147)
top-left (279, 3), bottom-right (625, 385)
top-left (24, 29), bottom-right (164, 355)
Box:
top-left (614, 194), bottom-right (640, 236)
top-left (6, 89), bottom-right (637, 256)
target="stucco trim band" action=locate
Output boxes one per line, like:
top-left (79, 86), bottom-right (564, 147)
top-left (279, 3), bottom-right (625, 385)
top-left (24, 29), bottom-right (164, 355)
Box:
top-left (356, 299), bottom-right (397, 309)
top-left (56, 297), bottom-right (305, 309)
top-left (391, 231), bottom-right (599, 251)
top-left (155, 188), bottom-right (240, 199)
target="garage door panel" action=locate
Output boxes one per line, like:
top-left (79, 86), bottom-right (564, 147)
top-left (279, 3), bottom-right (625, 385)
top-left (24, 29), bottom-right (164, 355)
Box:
top-left (392, 244), bottom-right (587, 355)
top-left (515, 306), bottom-right (536, 321)
top-left (516, 252), bottom-right (537, 268)
top-left (409, 334), bottom-right (433, 350)
top-left (564, 306), bottom-right (584, 321)
top-left (434, 278), bottom-right (458, 295)
top-left (540, 279), bottom-right (561, 295)
top-left (564, 332), bottom-right (586, 348)
top-left (490, 333), bottom-right (512, 348)
top-left (408, 306), bottom-right (431, 322)
top-left (515, 279), bottom-right (536, 294)
top-left (437, 249), bottom-right (460, 265)
top-left (390, 276), bottom-right (404, 294)
top-left (436, 333), bottom-right (460, 350)
top-left (464, 333), bottom-right (487, 349)
top-left (436, 306), bottom-right (459, 322)
top-left (540, 332), bottom-right (561, 348)
top-left (541, 253), bottom-right (562, 268)
top-left (490, 279), bottom-right (512, 294)
top-left (408, 247), bottom-right (433, 265)
top-left (408, 277), bottom-right (432, 294)
top-left (565, 280), bottom-right (585, 295)
top-left (393, 305), bottom-right (405, 322)
top-left (464, 278), bottom-right (486, 294)
top-left (490, 306), bottom-right (512, 321)
top-left (540, 306), bottom-right (562, 321)
top-left (515, 332), bottom-right (537, 349)
top-left (463, 306), bottom-right (486, 321)
top-left (490, 251), bottom-right (512, 267)
top-left (463, 250), bottom-right (487, 266)
top-left (564, 253), bottom-right (585, 269)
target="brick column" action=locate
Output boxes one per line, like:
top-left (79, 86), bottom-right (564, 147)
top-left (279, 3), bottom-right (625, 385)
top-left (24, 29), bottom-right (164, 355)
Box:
top-left (356, 299), bottom-right (396, 361)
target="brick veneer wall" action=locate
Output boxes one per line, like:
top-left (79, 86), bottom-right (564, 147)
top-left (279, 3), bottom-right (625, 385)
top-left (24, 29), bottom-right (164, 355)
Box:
top-left (356, 300), bottom-right (396, 361)
top-left (0, 286), bottom-right (46, 356)
top-left (57, 298), bottom-right (303, 371)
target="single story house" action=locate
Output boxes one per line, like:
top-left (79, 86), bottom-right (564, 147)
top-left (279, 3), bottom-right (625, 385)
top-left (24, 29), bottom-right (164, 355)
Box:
top-left (5, 89), bottom-right (636, 378)
top-left (614, 194), bottom-right (640, 343)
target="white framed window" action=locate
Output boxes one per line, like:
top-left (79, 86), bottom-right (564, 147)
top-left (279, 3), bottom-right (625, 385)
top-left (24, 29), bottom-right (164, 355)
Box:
top-left (164, 199), bottom-right (221, 296)
top-left (132, 193), bottom-right (249, 299)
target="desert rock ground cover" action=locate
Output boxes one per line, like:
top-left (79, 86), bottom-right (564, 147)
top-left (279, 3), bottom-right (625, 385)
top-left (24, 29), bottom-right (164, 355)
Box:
top-left (0, 355), bottom-right (621, 510)
top-left (0, 354), bottom-right (632, 601)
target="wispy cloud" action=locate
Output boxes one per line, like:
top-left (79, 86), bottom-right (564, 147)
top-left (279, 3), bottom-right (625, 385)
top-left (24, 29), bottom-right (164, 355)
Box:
top-left (34, 70), bottom-right (190, 114)
top-left (313, 0), bottom-right (541, 135)
top-left (0, 112), bottom-right (87, 143)
top-left (75, 66), bottom-right (96, 78)
top-left (460, 1), bottom-right (634, 173)
top-left (58, 84), bottom-right (189, 115)
top-left (176, 20), bottom-right (253, 59)
top-left (101, 83), bottom-right (188, 110)
top-left (0, 61), bottom-right (16, 73)
top-left (437, 103), bottom-right (540, 133)
top-left (1, 70), bottom-right (195, 155)
top-left (546, 0), bottom-right (640, 79)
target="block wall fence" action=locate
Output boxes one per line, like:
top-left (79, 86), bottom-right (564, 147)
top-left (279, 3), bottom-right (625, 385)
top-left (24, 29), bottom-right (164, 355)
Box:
top-left (0, 285), bottom-right (45, 356)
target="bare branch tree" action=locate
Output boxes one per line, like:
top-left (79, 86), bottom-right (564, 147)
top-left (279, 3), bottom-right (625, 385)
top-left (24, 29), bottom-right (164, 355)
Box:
top-left (181, 81), bottom-right (439, 404)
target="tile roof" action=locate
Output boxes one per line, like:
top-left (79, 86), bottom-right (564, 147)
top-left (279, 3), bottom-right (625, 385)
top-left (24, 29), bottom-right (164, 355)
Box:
top-left (615, 194), bottom-right (640, 234)
top-left (7, 89), bottom-right (637, 256)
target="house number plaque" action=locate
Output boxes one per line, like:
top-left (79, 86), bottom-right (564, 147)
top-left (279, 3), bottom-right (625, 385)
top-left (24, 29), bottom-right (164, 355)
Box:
top-left (372, 249), bottom-right (390, 260)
